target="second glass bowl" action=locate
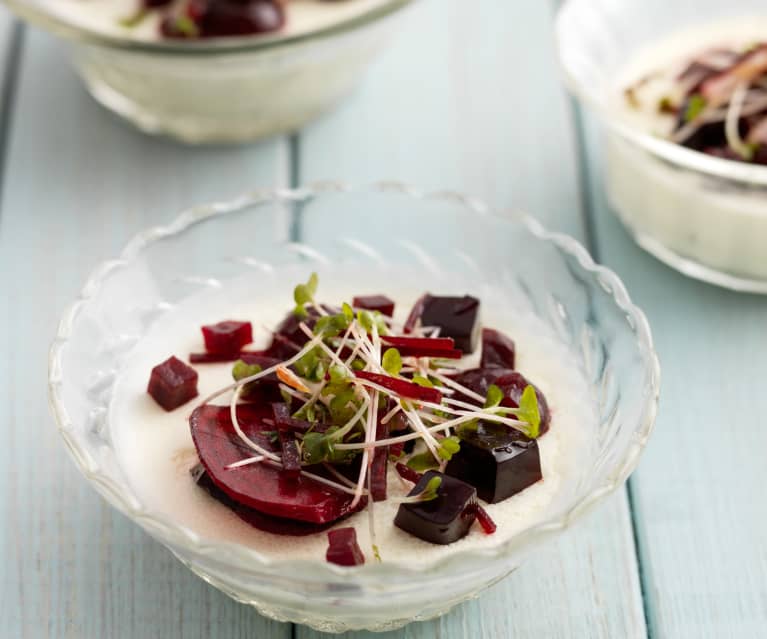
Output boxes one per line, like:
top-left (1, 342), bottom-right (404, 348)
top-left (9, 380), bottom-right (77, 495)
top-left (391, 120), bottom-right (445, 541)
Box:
top-left (557, 0), bottom-right (767, 293)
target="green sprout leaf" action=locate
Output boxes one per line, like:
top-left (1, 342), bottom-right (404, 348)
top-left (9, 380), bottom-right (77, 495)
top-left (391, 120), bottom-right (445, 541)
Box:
top-left (517, 385), bottom-right (541, 439)
top-left (329, 364), bottom-right (349, 384)
top-left (302, 427), bottom-right (357, 464)
top-left (351, 359), bottom-right (366, 371)
top-left (174, 15), bottom-right (199, 37)
top-left (293, 346), bottom-right (328, 383)
top-left (437, 436), bottom-right (461, 461)
top-left (419, 476), bottom-right (442, 501)
top-left (294, 283), bottom-right (312, 306)
top-left (342, 302), bottom-right (354, 321)
top-left (293, 273), bottom-right (319, 317)
top-left (373, 311), bottom-right (388, 336)
top-left (307, 272), bottom-right (319, 296)
top-left (314, 312), bottom-right (351, 338)
top-left (357, 309), bottom-right (375, 333)
top-left (406, 452), bottom-right (440, 472)
top-left (119, 8), bottom-right (149, 28)
top-left (382, 348), bottom-right (402, 376)
top-left (684, 94), bottom-right (707, 122)
top-left (231, 359), bottom-right (262, 382)
top-left (484, 384), bottom-right (504, 409)
top-left (411, 375), bottom-right (434, 388)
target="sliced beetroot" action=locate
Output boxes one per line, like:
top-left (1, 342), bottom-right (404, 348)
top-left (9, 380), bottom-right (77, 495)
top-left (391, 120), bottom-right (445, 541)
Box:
top-left (382, 336), bottom-right (462, 359)
top-left (147, 356), bottom-right (198, 411)
top-left (353, 295), bottom-right (395, 317)
top-left (395, 462), bottom-right (422, 484)
top-left (450, 367), bottom-right (515, 403)
top-left (473, 504), bottom-right (497, 534)
top-left (494, 371), bottom-right (551, 436)
top-left (480, 328), bottom-right (516, 369)
top-left (194, 468), bottom-right (335, 536)
top-left (190, 404), bottom-right (362, 524)
top-left (370, 416), bottom-right (390, 502)
top-left (326, 528), bottom-right (365, 566)
top-left (354, 371), bottom-right (443, 404)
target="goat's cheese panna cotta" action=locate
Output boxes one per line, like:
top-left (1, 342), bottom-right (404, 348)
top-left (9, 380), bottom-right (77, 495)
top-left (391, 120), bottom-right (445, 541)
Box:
top-left (47, 0), bottom-right (391, 40)
top-left (609, 17), bottom-right (767, 283)
top-left (111, 267), bottom-right (596, 567)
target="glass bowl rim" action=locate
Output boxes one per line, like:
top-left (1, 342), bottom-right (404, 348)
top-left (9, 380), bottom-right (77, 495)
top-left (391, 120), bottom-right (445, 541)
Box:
top-left (4, 0), bottom-right (414, 56)
top-left (48, 181), bottom-right (660, 579)
top-left (554, 0), bottom-right (767, 188)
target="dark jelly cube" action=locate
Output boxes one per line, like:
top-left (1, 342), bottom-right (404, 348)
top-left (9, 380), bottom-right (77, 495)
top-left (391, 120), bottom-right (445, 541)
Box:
top-left (326, 527), bottom-right (366, 566)
top-left (418, 295), bottom-right (481, 353)
top-left (147, 356), bottom-right (199, 411)
top-left (446, 423), bottom-right (542, 504)
top-left (480, 328), bottom-right (516, 369)
top-left (394, 471), bottom-right (477, 545)
top-left (353, 295), bottom-right (395, 317)
top-left (201, 320), bottom-right (253, 355)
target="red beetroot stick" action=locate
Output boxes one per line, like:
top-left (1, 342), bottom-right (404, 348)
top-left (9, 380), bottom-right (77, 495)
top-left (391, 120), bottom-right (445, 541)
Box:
top-left (189, 350), bottom-right (267, 364)
top-left (354, 371), bottom-right (443, 404)
top-left (395, 463), bottom-right (422, 484)
top-left (382, 336), bottom-right (455, 350)
top-left (474, 504), bottom-right (497, 534)
top-left (395, 347), bottom-right (462, 359)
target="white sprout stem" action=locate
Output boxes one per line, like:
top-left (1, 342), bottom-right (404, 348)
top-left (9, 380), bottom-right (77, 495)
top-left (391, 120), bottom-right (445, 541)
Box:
top-left (225, 455), bottom-right (266, 470)
top-left (366, 471), bottom-right (380, 562)
top-left (334, 421), bottom-right (455, 450)
top-left (278, 383), bottom-right (311, 402)
top-left (228, 385), bottom-right (282, 462)
top-left (726, 82), bottom-right (753, 158)
top-left (333, 324), bottom-right (354, 359)
top-left (427, 371), bottom-right (485, 403)
top-left (198, 334), bottom-right (325, 406)
top-left (380, 402), bottom-right (402, 425)
top-left (403, 407), bottom-right (441, 458)
top-left (351, 389), bottom-right (379, 509)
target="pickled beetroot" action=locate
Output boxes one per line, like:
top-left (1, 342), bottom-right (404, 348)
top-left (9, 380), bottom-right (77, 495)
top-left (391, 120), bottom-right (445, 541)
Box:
top-left (263, 308), bottom-right (325, 359)
top-left (395, 462), bottom-right (422, 484)
top-left (271, 403), bottom-right (328, 434)
top-left (193, 465), bottom-right (335, 536)
top-left (190, 405), bottom-right (362, 524)
top-left (446, 422), bottom-right (542, 503)
top-left (353, 295), bottom-right (395, 317)
top-left (189, 350), bottom-right (266, 364)
top-left (326, 528), bottom-right (365, 566)
top-left (394, 471), bottom-right (477, 545)
top-left (480, 328), bottom-right (516, 369)
top-left (161, 0), bottom-right (285, 39)
top-left (473, 504), bottom-right (497, 534)
top-left (147, 356), bottom-right (198, 411)
top-left (201, 320), bottom-right (253, 356)
top-left (370, 417), bottom-right (389, 502)
top-left (494, 372), bottom-right (551, 436)
top-left (413, 295), bottom-right (481, 353)
top-left (382, 336), bottom-right (462, 359)
top-left (354, 371), bottom-right (443, 404)
top-left (278, 430), bottom-right (301, 479)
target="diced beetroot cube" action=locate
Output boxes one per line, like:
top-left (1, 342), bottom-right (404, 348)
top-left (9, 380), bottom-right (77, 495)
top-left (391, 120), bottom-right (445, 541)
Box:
top-left (409, 295), bottom-right (481, 353)
top-left (278, 430), bottom-right (301, 480)
top-left (326, 527), bottom-right (365, 566)
top-left (353, 295), bottom-right (395, 317)
top-left (201, 320), bottom-right (253, 355)
top-left (445, 422), bottom-right (542, 503)
top-left (394, 471), bottom-right (477, 545)
top-left (403, 294), bottom-right (428, 334)
top-left (147, 356), bottom-right (199, 411)
top-left (480, 328), bottom-right (516, 369)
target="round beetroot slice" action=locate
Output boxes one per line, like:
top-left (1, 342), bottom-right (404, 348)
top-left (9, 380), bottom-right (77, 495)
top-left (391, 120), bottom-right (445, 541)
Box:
top-left (190, 404), bottom-right (360, 524)
top-left (493, 371), bottom-right (552, 436)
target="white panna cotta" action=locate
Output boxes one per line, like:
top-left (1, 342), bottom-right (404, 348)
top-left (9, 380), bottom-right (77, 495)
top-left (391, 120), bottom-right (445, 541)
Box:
top-left (109, 268), bottom-right (596, 567)
top-left (608, 17), bottom-right (767, 286)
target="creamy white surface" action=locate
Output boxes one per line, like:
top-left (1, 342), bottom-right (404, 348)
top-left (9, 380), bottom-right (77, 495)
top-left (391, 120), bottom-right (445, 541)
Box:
top-left (47, 0), bottom-right (392, 41)
top-left (608, 17), bottom-right (767, 282)
top-left (109, 268), bottom-right (596, 565)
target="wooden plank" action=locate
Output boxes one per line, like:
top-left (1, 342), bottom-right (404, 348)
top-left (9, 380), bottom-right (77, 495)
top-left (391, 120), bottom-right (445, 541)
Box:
top-left (296, 1), bottom-right (647, 637)
top-left (579, 111), bottom-right (767, 638)
top-left (0, 29), bottom-right (292, 638)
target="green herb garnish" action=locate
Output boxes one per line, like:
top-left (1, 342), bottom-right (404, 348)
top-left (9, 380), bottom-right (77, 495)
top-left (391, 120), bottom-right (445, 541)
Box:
top-left (382, 348), bottom-right (402, 376)
top-left (293, 272), bottom-right (319, 317)
top-left (684, 94), bottom-right (707, 122)
top-left (517, 385), bottom-right (542, 439)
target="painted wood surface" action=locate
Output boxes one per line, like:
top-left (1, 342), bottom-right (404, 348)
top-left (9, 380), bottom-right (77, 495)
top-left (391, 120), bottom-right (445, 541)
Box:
top-left (578, 112), bottom-right (767, 639)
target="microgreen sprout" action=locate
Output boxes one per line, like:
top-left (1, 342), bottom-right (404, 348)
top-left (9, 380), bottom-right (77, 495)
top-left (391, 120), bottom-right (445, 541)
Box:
top-left (684, 93), bottom-right (707, 122)
top-left (293, 272), bottom-right (319, 317)
top-left (398, 475), bottom-right (442, 503)
top-left (382, 348), bottom-right (402, 376)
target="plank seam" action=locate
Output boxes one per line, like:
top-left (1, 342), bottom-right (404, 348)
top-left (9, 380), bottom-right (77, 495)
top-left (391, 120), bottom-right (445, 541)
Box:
top-left (288, 133), bottom-right (302, 243)
top-left (567, 95), bottom-right (654, 639)
top-left (0, 20), bottom-right (24, 229)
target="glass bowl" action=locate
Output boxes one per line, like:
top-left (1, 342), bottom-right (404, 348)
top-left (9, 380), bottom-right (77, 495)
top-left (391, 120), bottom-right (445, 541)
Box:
top-left (6, 0), bottom-right (413, 143)
top-left (556, 0), bottom-right (767, 293)
top-left (48, 183), bottom-right (659, 632)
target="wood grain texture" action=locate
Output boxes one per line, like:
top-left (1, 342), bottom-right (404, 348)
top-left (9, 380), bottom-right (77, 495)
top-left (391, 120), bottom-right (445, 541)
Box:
top-left (579, 111), bottom-right (767, 638)
top-left (0, 28), bottom-right (291, 639)
top-left (296, 1), bottom-right (646, 637)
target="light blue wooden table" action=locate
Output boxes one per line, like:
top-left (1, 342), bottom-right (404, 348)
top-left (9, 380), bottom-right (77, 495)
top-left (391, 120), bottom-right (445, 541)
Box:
top-left (1, 1), bottom-right (765, 637)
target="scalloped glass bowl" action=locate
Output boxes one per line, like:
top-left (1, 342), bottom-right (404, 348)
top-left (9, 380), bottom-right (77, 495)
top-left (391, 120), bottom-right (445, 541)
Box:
top-left (49, 184), bottom-right (659, 632)
top-left (6, 0), bottom-right (413, 143)
top-left (557, 0), bottom-right (767, 293)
